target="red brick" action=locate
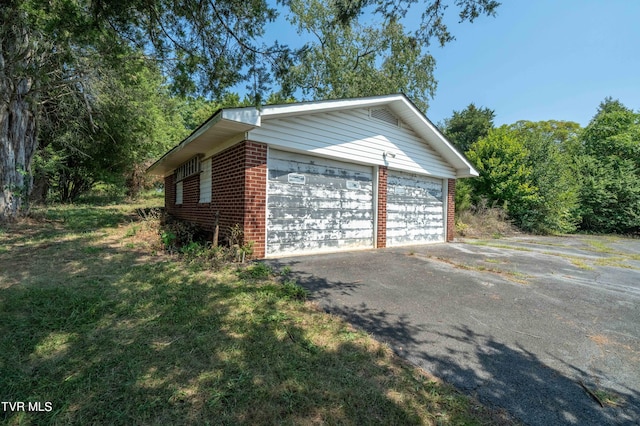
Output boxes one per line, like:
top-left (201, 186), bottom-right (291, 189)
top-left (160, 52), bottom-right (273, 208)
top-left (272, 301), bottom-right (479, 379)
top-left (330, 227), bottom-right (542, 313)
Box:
top-left (447, 178), bottom-right (456, 242)
top-left (164, 140), bottom-right (267, 258)
top-left (377, 166), bottom-right (388, 248)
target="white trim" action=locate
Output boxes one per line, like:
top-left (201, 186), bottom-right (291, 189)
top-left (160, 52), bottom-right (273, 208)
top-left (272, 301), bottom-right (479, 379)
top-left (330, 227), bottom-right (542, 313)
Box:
top-left (264, 145), bottom-right (271, 255)
top-left (175, 181), bottom-right (183, 205)
top-left (149, 94), bottom-right (478, 179)
top-left (263, 246), bottom-right (377, 259)
top-left (199, 158), bottom-right (212, 203)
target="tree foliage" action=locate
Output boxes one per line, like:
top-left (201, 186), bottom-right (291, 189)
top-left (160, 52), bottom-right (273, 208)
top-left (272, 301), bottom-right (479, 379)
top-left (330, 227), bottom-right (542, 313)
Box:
top-left (280, 0), bottom-right (499, 112)
top-left (34, 54), bottom-right (184, 201)
top-left (1, 0), bottom-right (284, 219)
top-left (466, 122), bottom-right (580, 234)
top-left (442, 103), bottom-right (495, 152)
top-left (576, 98), bottom-right (640, 234)
top-left (446, 98), bottom-right (639, 236)
top-left (281, 0), bottom-right (436, 111)
top-left (1, 0), bottom-right (501, 219)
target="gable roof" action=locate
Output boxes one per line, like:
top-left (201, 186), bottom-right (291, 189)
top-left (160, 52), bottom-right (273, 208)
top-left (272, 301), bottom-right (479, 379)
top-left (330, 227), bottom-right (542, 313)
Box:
top-left (147, 94), bottom-right (478, 178)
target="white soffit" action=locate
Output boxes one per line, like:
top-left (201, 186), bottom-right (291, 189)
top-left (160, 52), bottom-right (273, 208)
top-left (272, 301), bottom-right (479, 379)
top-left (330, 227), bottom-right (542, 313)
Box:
top-left (260, 94), bottom-right (478, 178)
top-left (147, 108), bottom-right (260, 176)
top-left (147, 94), bottom-right (478, 178)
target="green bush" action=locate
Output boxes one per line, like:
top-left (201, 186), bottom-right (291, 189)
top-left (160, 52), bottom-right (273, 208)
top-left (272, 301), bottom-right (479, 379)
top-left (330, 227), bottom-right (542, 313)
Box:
top-left (159, 217), bottom-right (256, 267)
top-left (575, 99), bottom-right (640, 234)
top-left (466, 122), bottom-right (580, 234)
top-left (237, 262), bottom-right (273, 280)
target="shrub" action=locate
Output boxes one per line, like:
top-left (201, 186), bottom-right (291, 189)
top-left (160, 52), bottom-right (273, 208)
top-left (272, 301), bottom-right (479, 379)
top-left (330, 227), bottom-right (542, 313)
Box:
top-left (158, 216), bottom-right (255, 267)
top-left (455, 199), bottom-right (518, 239)
top-left (237, 262), bottom-right (273, 280)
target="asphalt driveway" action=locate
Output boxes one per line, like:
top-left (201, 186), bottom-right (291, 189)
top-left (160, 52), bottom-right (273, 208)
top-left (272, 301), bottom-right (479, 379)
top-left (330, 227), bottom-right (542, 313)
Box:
top-left (268, 235), bottom-right (640, 425)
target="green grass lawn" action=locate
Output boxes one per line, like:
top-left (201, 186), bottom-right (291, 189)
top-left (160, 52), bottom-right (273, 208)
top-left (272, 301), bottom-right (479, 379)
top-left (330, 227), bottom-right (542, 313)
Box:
top-left (0, 196), bottom-right (514, 425)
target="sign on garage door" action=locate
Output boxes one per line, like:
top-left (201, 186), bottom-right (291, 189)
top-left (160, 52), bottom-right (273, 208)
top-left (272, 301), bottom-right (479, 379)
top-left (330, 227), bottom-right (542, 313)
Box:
top-left (387, 171), bottom-right (444, 246)
top-left (267, 150), bottom-right (374, 255)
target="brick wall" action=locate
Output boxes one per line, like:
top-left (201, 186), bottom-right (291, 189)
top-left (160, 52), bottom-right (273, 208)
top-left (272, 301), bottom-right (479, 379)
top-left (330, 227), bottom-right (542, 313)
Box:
top-left (164, 164), bottom-right (216, 230)
top-left (165, 173), bottom-right (176, 215)
top-left (376, 166), bottom-right (388, 248)
top-left (446, 178), bottom-right (456, 242)
top-left (211, 142), bottom-right (249, 236)
top-left (243, 141), bottom-right (267, 258)
top-left (163, 140), bottom-right (267, 258)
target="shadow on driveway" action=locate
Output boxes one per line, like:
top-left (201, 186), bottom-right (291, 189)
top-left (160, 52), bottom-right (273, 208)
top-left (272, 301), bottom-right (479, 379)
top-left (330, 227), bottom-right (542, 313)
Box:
top-left (267, 242), bottom-right (640, 426)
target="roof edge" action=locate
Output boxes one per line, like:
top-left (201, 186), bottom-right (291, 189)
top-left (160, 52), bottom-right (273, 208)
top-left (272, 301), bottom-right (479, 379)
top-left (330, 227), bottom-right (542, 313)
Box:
top-left (147, 108), bottom-right (260, 175)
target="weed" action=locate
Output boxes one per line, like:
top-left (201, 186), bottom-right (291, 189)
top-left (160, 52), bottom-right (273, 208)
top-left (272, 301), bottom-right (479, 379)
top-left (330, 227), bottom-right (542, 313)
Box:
top-left (281, 279), bottom-right (309, 301)
top-left (594, 389), bottom-right (623, 407)
top-left (569, 258), bottom-right (595, 270)
top-left (455, 199), bottom-right (518, 239)
top-left (124, 224), bottom-right (140, 237)
top-left (0, 197), bottom-right (517, 425)
top-left (180, 241), bottom-right (205, 258)
top-left (238, 262), bottom-right (273, 280)
top-left (160, 229), bottom-right (177, 249)
top-left (280, 265), bottom-right (292, 276)
top-left (585, 238), bottom-right (614, 253)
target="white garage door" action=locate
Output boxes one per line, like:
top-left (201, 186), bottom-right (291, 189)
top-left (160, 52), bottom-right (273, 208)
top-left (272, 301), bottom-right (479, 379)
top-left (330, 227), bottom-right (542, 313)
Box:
top-left (387, 171), bottom-right (445, 246)
top-left (267, 150), bottom-right (374, 255)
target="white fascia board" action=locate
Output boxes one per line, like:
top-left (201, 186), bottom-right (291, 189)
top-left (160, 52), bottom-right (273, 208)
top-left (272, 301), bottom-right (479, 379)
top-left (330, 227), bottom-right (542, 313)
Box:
top-left (389, 96), bottom-right (479, 178)
top-left (260, 94), bottom-right (406, 118)
top-left (259, 94), bottom-right (478, 178)
top-left (221, 108), bottom-right (261, 126)
top-left (147, 108), bottom-right (261, 176)
top-left (457, 167), bottom-right (480, 178)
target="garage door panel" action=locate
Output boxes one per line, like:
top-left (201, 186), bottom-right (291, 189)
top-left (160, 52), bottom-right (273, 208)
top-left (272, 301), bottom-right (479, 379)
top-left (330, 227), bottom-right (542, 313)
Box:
top-left (387, 171), bottom-right (444, 246)
top-left (267, 150), bottom-right (374, 255)
top-left (268, 191), bottom-right (373, 207)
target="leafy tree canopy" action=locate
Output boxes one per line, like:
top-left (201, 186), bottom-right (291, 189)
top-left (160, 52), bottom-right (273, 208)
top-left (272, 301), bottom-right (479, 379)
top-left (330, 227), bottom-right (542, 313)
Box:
top-left (576, 98), bottom-right (640, 234)
top-left (1, 0), bottom-right (501, 219)
top-left (442, 103), bottom-right (495, 152)
top-left (466, 121), bottom-right (581, 234)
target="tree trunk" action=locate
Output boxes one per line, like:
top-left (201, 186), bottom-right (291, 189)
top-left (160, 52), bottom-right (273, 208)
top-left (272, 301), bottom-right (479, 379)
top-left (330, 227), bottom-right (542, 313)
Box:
top-left (0, 10), bottom-right (39, 222)
top-left (0, 83), bottom-right (37, 221)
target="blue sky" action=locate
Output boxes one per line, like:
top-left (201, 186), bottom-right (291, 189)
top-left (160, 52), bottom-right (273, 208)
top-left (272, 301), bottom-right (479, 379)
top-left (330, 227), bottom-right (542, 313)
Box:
top-left (262, 0), bottom-right (639, 128)
top-left (425, 0), bottom-right (640, 127)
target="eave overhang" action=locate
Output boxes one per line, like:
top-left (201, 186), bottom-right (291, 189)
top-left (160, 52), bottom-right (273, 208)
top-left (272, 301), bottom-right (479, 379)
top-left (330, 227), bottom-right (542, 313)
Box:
top-left (257, 94), bottom-right (479, 178)
top-left (146, 108), bottom-right (260, 176)
top-left (147, 94), bottom-right (478, 179)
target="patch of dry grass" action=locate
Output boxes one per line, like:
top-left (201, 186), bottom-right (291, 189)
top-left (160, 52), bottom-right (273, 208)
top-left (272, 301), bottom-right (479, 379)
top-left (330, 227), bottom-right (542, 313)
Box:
top-left (455, 203), bottom-right (519, 239)
top-left (0, 197), bottom-right (517, 425)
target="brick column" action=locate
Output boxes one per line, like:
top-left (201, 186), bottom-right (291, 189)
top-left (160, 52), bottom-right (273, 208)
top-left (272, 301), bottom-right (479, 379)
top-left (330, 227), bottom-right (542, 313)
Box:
top-left (446, 178), bottom-right (456, 242)
top-left (377, 166), bottom-right (388, 248)
top-left (243, 141), bottom-right (268, 258)
top-left (164, 174), bottom-right (176, 215)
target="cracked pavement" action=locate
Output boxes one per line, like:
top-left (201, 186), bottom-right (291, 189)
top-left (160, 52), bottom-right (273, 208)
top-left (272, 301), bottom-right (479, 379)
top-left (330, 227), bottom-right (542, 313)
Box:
top-left (268, 235), bottom-right (640, 425)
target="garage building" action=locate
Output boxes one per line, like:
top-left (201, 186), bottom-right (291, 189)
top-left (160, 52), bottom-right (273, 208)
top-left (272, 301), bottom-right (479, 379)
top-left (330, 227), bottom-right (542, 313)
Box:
top-left (147, 94), bottom-right (478, 258)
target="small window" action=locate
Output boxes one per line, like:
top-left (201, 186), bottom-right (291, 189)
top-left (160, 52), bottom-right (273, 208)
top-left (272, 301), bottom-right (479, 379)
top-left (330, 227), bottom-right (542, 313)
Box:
top-left (175, 181), bottom-right (183, 205)
top-left (199, 158), bottom-right (212, 203)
